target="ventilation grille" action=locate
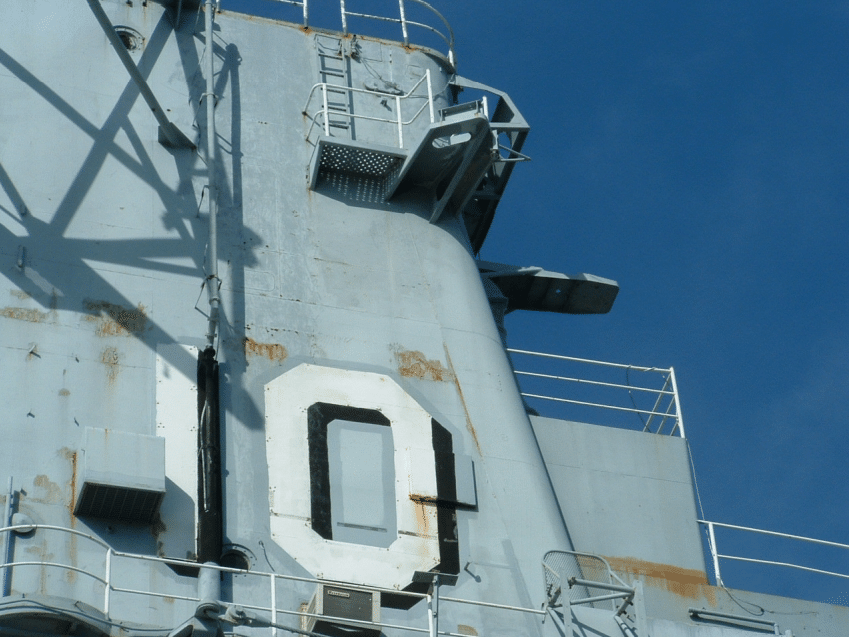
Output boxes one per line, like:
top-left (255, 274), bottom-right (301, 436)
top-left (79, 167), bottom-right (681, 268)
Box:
top-left (75, 482), bottom-right (164, 524)
top-left (304, 584), bottom-right (381, 635)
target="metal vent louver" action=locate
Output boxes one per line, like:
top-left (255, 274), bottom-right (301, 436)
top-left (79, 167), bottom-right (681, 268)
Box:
top-left (75, 483), bottom-right (164, 524)
top-left (303, 584), bottom-right (381, 635)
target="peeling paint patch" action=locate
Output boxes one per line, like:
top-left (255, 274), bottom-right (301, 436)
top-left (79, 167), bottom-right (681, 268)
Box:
top-left (10, 290), bottom-right (31, 300)
top-left (604, 555), bottom-right (715, 603)
top-left (0, 307), bottom-right (49, 322)
top-left (457, 625), bottom-right (478, 636)
top-left (396, 350), bottom-right (452, 382)
top-left (58, 388), bottom-right (70, 396)
top-left (84, 300), bottom-right (147, 336)
top-left (101, 347), bottom-right (121, 383)
top-left (33, 474), bottom-right (63, 504)
top-left (244, 337), bottom-right (287, 362)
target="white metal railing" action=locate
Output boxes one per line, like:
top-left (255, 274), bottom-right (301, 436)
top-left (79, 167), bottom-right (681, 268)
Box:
top-left (303, 69), bottom-right (435, 148)
top-left (699, 520), bottom-right (849, 588)
top-left (0, 524), bottom-right (544, 636)
top-left (253, 0), bottom-right (456, 66)
top-left (507, 348), bottom-right (685, 437)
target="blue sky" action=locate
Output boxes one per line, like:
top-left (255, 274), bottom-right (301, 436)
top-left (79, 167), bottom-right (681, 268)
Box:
top-left (451, 1), bottom-right (849, 604)
top-left (225, 0), bottom-right (849, 605)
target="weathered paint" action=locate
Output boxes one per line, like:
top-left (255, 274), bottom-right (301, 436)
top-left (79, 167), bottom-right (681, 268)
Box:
top-left (84, 300), bottom-right (147, 337)
top-left (396, 349), bottom-right (452, 382)
top-left (606, 556), bottom-right (717, 604)
top-left (243, 336), bottom-right (287, 362)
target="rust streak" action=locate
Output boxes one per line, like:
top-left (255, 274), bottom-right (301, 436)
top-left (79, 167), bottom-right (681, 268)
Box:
top-left (603, 555), bottom-right (715, 604)
top-left (62, 448), bottom-right (78, 524)
top-left (396, 350), bottom-right (452, 382)
top-left (444, 347), bottom-right (481, 455)
top-left (84, 300), bottom-right (147, 337)
top-left (243, 337), bottom-right (288, 362)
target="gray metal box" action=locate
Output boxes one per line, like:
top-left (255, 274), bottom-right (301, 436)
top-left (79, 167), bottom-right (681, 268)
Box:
top-left (304, 584), bottom-right (381, 635)
top-left (74, 427), bottom-right (166, 524)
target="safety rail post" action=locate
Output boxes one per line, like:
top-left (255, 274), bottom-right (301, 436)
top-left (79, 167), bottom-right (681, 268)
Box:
top-left (426, 69), bottom-right (435, 123)
top-left (104, 548), bottom-right (112, 619)
top-left (302, 0), bottom-right (309, 27)
top-left (398, 0), bottom-right (410, 46)
top-left (340, 0), bottom-right (348, 35)
top-left (706, 522), bottom-right (723, 586)
top-left (270, 573), bottom-right (278, 637)
top-left (396, 95), bottom-right (404, 147)
top-left (669, 366), bottom-right (685, 438)
top-left (2, 477), bottom-right (12, 597)
top-left (322, 85), bottom-right (330, 136)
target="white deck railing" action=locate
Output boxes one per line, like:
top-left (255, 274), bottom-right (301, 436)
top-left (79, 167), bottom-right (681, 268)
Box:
top-left (0, 524), bottom-right (543, 636)
top-left (240, 0), bottom-right (456, 66)
top-left (507, 348), bottom-right (685, 437)
top-left (303, 69), bottom-right (435, 149)
top-left (699, 519), bottom-right (849, 588)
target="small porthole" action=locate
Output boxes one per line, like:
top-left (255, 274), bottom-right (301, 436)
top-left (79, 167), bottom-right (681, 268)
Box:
top-left (115, 26), bottom-right (144, 51)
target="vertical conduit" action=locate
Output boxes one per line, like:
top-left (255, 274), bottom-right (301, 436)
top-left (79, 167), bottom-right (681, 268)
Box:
top-left (197, 347), bottom-right (222, 563)
top-left (204, 0), bottom-right (221, 349)
top-left (198, 0), bottom-right (222, 565)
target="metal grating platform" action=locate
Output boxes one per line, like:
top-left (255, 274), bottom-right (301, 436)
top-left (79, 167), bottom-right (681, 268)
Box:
top-left (309, 137), bottom-right (408, 193)
top-left (319, 142), bottom-right (402, 177)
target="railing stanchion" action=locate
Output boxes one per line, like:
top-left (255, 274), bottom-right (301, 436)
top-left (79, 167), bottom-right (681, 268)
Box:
top-left (669, 366), bottom-right (685, 438)
top-left (303, 0), bottom-right (309, 27)
top-left (270, 573), bottom-right (278, 636)
top-left (399, 0), bottom-right (410, 47)
top-left (707, 522), bottom-right (722, 587)
top-left (104, 548), bottom-right (112, 619)
top-left (340, 0), bottom-right (348, 35)
top-left (322, 85), bottom-right (330, 136)
top-left (426, 69), bottom-right (434, 123)
top-left (396, 95), bottom-right (403, 147)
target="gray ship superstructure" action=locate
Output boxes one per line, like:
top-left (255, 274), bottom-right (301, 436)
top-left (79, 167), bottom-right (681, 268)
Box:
top-left (0, 1), bottom-right (846, 636)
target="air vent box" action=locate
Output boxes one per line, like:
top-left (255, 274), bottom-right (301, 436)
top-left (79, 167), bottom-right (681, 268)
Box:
top-left (303, 584), bottom-right (381, 635)
top-left (74, 428), bottom-right (166, 524)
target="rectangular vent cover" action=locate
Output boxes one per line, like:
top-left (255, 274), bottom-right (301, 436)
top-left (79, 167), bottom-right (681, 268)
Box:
top-left (74, 428), bottom-right (166, 524)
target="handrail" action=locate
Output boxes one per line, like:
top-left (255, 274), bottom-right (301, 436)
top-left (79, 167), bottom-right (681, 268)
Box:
top-left (698, 519), bottom-right (849, 588)
top-left (0, 523), bottom-right (545, 636)
top-left (508, 348), bottom-right (685, 437)
top-left (262, 0), bottom-right (456, 67)
top-left (303, 70), bottom-right (435, 148)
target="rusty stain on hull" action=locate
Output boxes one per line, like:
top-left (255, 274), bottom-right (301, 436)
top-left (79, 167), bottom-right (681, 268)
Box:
top-left (101, 347), bottom-right (120, 383)
top-left (396, 349), bottom-right (452, 382)
top-left (244, 337), bottom-right (287, 362)
top-left (0, 307), bottom-right (49, 323)
top-left (84, 300), bottom-right (147, 336)
top-left (604, 555), bottom-right (716, 604)
top-left (62, 448), bottom-right (78, 523)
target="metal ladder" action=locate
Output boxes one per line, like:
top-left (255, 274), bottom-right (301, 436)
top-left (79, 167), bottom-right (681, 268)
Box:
top-left (316, 35), bottom-right (353, 137)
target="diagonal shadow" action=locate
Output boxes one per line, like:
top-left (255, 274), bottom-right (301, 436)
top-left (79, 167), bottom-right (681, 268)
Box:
top-left (0, 9), bottom-right (263, 425)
